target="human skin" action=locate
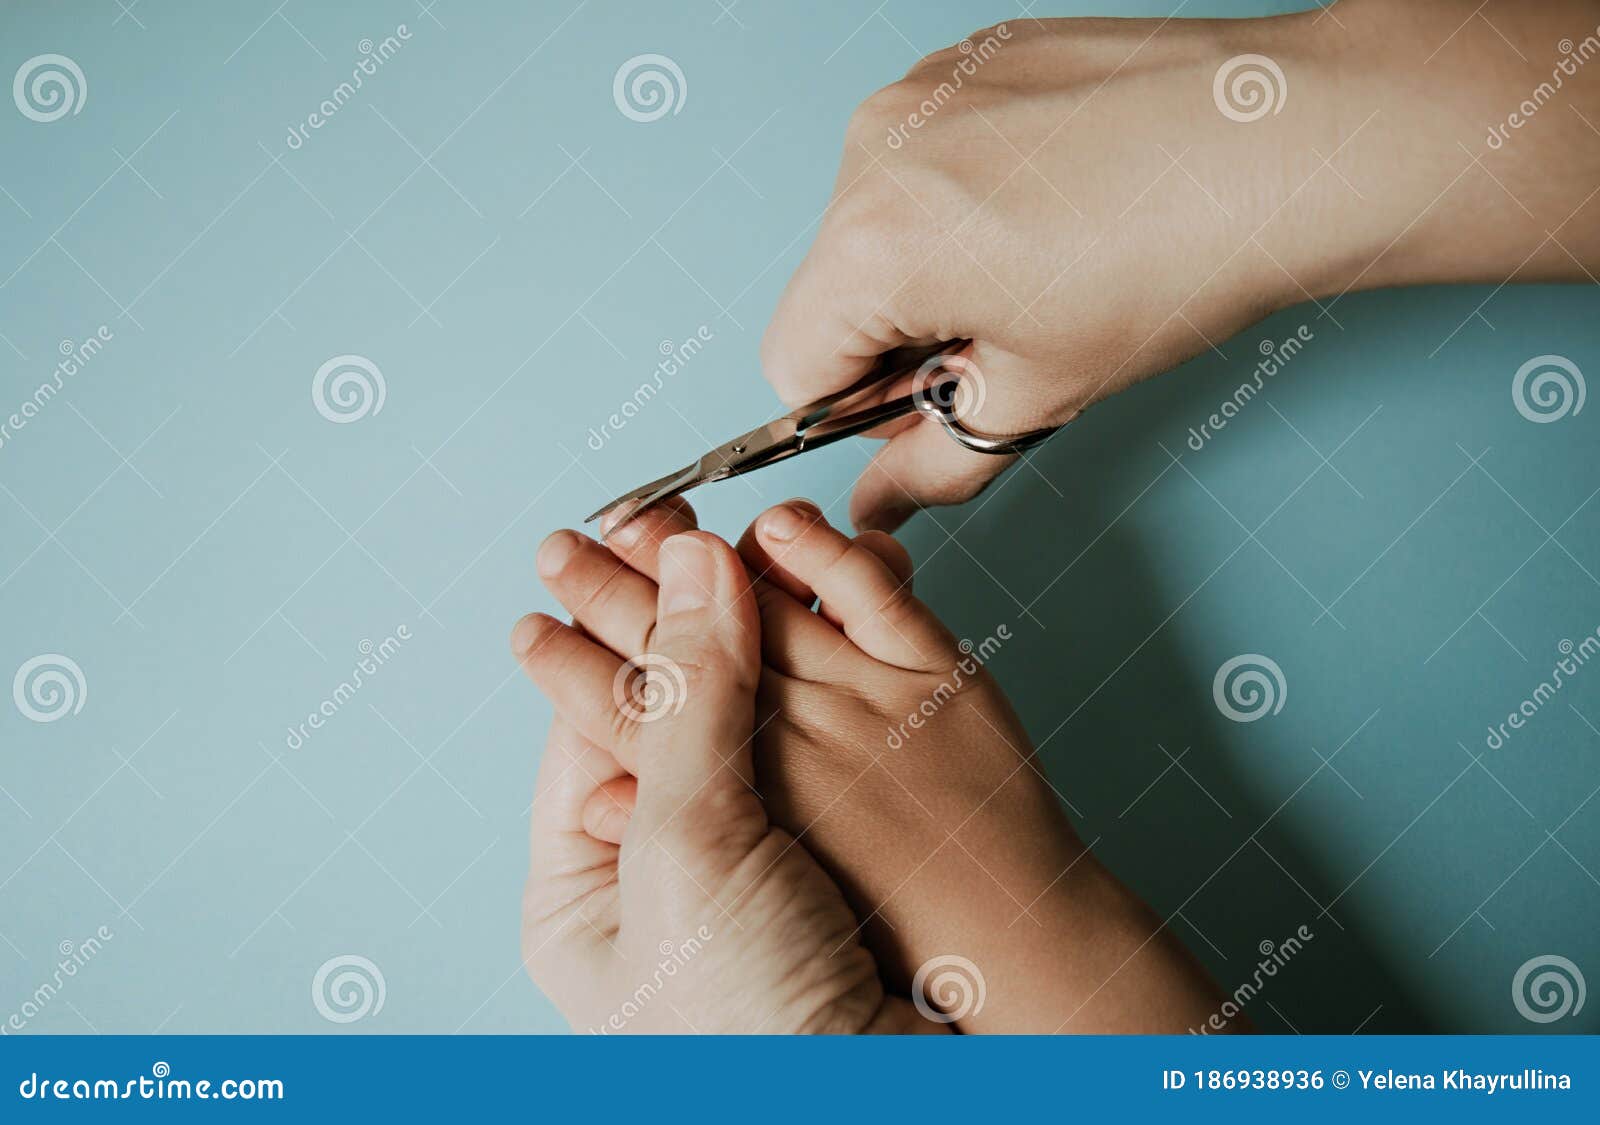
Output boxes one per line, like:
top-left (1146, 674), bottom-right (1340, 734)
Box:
top-left (517, 500), bottom-right (1235, 1032)
top-left (514, 529), bottom-right (945, 1034)
top-left (760, 0), bottom-right (1600, 531)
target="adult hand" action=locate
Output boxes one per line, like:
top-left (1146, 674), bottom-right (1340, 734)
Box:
top-left (515, 531), bottom-right (941, 1033)
top-left (762, 0), bottom-right (1600, 530)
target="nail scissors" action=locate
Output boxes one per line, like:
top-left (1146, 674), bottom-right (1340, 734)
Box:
top-left (586, 339), bottom-right (1061, 536)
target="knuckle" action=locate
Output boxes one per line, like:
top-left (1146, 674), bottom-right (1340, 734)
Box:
top-left (753, 577), bottom-right (808, 617)
top-left (656, 787), bottom-right (767, 863)
top-left (846, 82), bottom-right (911, 136)
top-left (927, 458), bottom-right (1003, 506)
top-left (615, 644), bottom-right (723, 711)
top-left (758, 321), bottom-right (799, 401)
top-left (871, 583), bottom-right (925, 634)
top-left (579, 566), bottom-right (626, 618)
top-left (910, 23), bottom-right (1014, 75)
top-left (641, 641), bottom-right (750, 703)
top-left (813, 536), bottom-right (861, 584)
top-left (817, 189), bottom-right (893, 257)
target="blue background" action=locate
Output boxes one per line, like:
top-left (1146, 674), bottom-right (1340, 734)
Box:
top-left (1, 0), bottom-right (1596, 1035)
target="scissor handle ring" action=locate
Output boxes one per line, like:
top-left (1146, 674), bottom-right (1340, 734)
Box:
top-left (914, 377), bottom-right (1062, 456)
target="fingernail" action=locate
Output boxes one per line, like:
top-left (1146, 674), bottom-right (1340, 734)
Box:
top-left (536, 531), bottom-right (579, 579)
top-left (760, 504), bottom-right (806, 542)
top-left (511, 613), bottom-right (548, 655)
top-left (605, 515), bottom-right (642, 548)
top-left (659, 535), bottom-right (714, 617)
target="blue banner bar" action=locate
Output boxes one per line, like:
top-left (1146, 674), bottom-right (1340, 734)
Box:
top-left (2, 1035), bottom-right (1594, 1120)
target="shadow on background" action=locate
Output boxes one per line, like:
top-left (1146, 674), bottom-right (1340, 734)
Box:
top-left (899, 303), bottom-right (1439, 1033)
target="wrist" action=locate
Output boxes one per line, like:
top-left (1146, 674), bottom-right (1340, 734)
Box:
top-left (993, 853), bottom-right (1233, 1033)
top-left (1249, 0), bottom-right (1600, 306)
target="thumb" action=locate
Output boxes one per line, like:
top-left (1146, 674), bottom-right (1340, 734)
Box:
top-left (849, 420), bottom-right (1011, 534)
top-left (627, 532), bottom-right (765, 855)
top-left (850, 342), bottom-right (1057, 532)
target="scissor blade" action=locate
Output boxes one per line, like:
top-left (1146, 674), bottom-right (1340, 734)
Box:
top-left (583, 460), bottom-right (706, 532)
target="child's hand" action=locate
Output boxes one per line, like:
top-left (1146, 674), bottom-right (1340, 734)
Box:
top-left (513, 528), bottom-right (943, 1034)
top-left (521, 501), bottom-right (1233, 1032)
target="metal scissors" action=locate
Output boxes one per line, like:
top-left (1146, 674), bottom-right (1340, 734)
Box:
top-left (586, 339), bottom-right (1062, 536)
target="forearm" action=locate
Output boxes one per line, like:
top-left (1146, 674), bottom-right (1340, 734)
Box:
top-left (1252, 0), bottom-right (1600, 305)
top-left (972, 849), bottom-right (1244, 1034)
top-left (857, 804), bottom-right (1235, 1033)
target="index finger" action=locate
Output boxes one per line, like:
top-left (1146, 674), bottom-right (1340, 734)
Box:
top-left (759, 216), bottom-right (921, 408)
